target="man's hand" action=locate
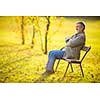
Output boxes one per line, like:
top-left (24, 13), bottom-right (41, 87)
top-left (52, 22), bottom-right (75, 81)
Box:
top-left (65, 37), bottom-right (70, 42)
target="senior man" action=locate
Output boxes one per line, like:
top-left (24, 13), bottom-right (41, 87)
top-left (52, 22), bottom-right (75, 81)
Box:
top-left (42, 21), bottom-right (86, 76)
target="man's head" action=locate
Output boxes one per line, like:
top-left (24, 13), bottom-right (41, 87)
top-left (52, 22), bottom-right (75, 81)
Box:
top-left (76, 21), bottom-right (85, 33)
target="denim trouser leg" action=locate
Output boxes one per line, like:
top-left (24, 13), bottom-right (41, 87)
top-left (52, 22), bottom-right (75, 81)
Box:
top-left (46, 50), bottom-right (65, 71)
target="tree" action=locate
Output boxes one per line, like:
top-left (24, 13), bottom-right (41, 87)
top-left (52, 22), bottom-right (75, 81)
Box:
top-left (31, 23), bottom-right (35, 48)
top-left (21, 16), bottom-right (25, 45)
top-left (15, 16), bottom-right (25, 45)
top-left (28, 16), bottom-right (36, 48)
top-left (44, 16), bottom-right (50, 54)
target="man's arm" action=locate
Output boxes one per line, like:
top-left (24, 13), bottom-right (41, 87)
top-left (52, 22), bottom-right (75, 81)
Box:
top-left (67, 34), bottom-right (85, 48)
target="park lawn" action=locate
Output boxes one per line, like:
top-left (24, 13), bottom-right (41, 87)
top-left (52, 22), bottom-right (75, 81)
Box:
top-left (0, 17), bottom-right (100, 83)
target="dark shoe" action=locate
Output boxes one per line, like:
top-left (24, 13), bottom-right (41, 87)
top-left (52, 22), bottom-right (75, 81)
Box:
top-left (42, 70), bottom-right (54, 76)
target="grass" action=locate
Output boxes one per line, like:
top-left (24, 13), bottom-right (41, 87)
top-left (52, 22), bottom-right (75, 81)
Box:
top-left (0, 16), bottom-right (100, 83)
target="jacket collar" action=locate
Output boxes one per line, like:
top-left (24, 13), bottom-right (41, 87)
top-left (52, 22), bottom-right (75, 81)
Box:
top-left (76, 32), bottom-right (85, 35)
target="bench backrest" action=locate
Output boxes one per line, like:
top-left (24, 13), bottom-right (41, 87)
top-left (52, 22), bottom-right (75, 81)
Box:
top-left (81, 46), bottom-right (91, 62)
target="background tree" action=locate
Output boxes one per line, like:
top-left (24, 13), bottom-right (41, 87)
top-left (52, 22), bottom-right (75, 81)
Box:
top-left (15, 16), bottom-right (52, 54)
top-left (44, 16), bottom-right (50, 54)
top-left (28, 16), bottom-right (36, 48)
top-left (15, 16), bottom-right (26, 45)
top-left (21, 16), bottom-right (25, 45)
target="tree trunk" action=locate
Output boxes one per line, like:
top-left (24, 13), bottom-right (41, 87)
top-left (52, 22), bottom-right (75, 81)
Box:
top-left (36, 17), bottom-right (44, 52)
top-left (21, 16), bottom-right (25, 44)
top-left (31, 25), bottom-right (35, 48)
top-left (44, 16), bottom-right (50, 54)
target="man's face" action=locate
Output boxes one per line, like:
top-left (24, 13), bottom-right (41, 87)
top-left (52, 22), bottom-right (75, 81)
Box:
top-left (76, 23), bottom-right (84, 33)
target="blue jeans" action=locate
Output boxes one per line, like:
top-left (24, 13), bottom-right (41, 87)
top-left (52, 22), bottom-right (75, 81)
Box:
top-left (46, 50), bottom-right (65, 71)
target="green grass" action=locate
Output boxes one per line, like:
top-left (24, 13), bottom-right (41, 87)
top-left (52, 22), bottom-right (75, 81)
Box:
top-left (0, 16), bottom-right (100, 83)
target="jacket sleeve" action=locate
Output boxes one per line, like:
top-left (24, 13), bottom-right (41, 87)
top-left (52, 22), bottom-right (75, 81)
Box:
top-left (65, 35), bottom-right (75, 43)
top-left (67, 34), bottom-right (85, 48)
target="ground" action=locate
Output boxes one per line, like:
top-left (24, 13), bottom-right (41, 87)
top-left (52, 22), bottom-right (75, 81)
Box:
top-left (0, 17), bottom-right (100, 83)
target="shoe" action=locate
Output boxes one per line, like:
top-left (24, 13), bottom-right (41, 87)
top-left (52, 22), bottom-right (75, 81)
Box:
top-left (42, 70), bottom-right (54, 76)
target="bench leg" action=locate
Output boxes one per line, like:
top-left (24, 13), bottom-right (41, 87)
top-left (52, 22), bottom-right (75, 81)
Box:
top-left (70, 63), bottom-right (74, 72)
top-left (55, 59), bottom-right (60, 72)
top-left (63, 63), bottom-right (70, 79)
top-left (79, 63), bottom-right (84, 77)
